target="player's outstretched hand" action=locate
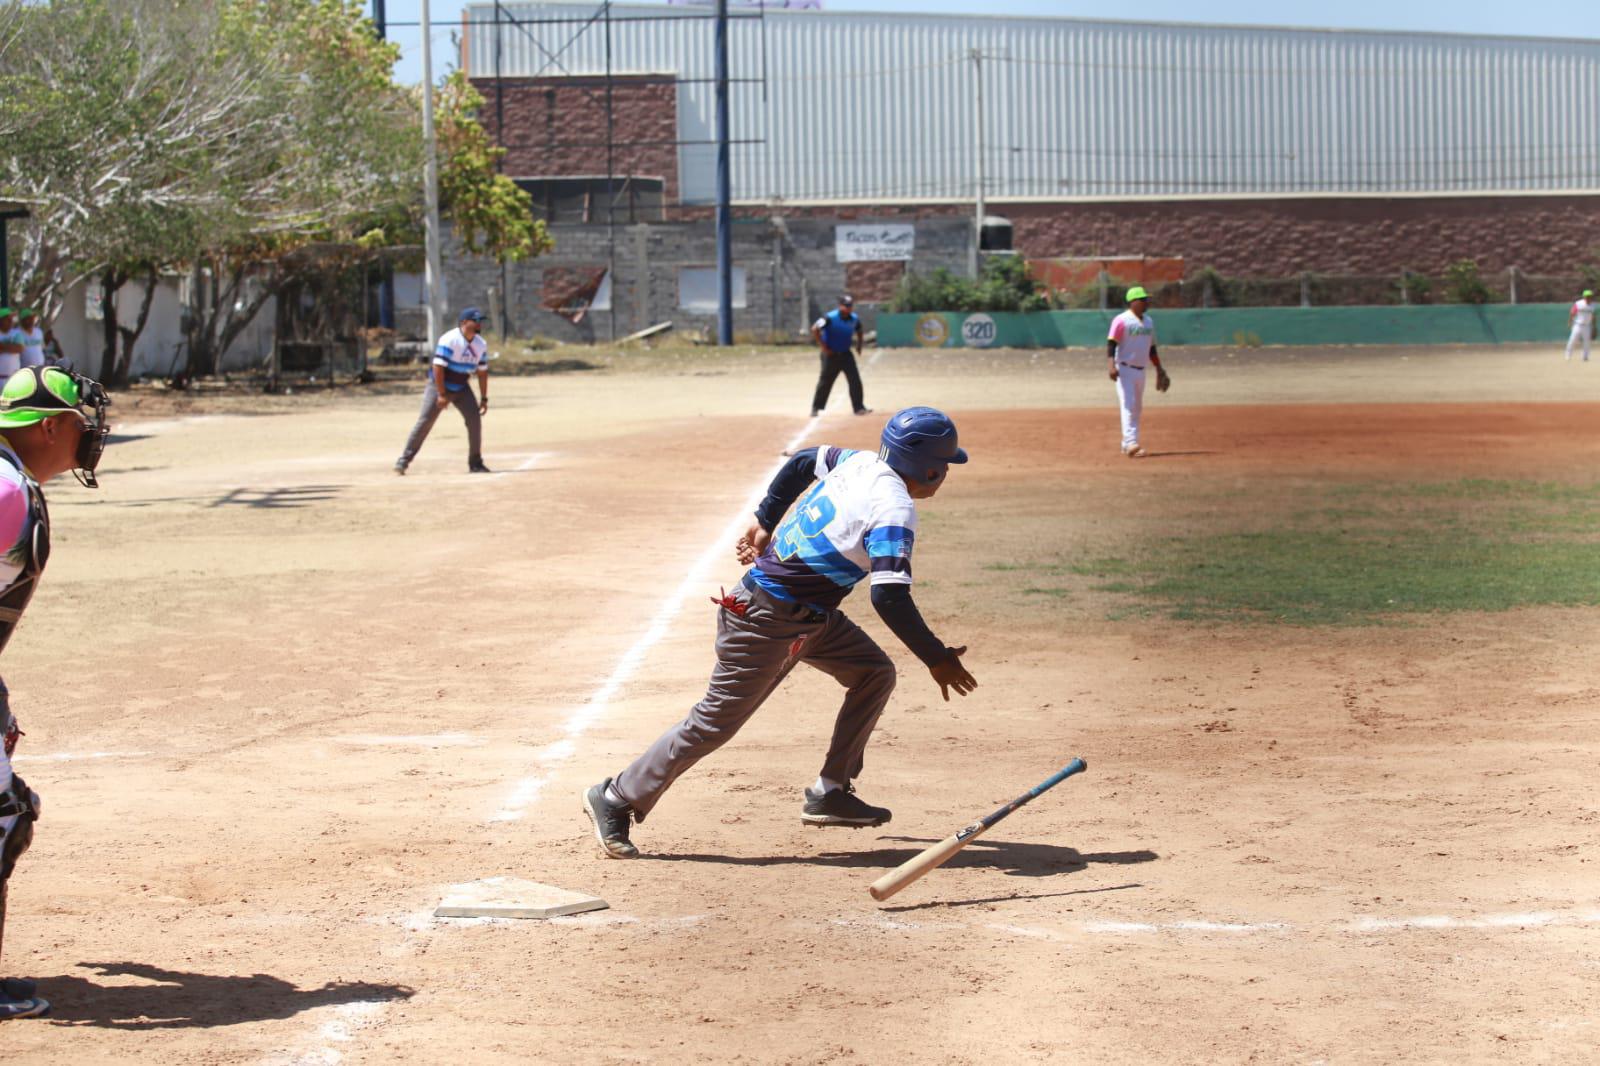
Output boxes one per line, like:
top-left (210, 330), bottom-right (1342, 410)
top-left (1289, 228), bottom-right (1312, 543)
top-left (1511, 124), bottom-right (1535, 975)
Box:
top-left (736, 523), bottom-right (772, 565)
top-left (929, 646), bottom-right (977, 701)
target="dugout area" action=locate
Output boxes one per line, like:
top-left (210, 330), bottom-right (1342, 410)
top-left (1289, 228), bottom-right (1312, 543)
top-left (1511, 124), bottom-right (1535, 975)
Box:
top-left (2, 343), bottom-right (1597, 1063)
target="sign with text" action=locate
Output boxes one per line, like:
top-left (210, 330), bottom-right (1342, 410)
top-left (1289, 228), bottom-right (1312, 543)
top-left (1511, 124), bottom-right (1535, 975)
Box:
top-left (836, 224), bottom-right (915, 263)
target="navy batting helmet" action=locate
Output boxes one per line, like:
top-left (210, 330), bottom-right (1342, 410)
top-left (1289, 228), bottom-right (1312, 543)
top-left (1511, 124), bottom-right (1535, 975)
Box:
top-left (879, 406), bottom-right (968, 486)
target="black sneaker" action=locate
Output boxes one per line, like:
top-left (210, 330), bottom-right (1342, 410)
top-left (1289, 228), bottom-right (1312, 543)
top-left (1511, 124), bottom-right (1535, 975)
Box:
top-left (393, 462), bottom-right (407, 476)
top-left (853, 407), bottom-right (873, 416)
top-left (0, 986), bottom-right (48, 1020)
top-left (583, 779), bottom-right (639, 859)
top-left (801, 783), bottom-right (891, 828)
top-left (468, 460), bottom-right (492, 474)
top-left (0, 978), bottom-right (36, 1000)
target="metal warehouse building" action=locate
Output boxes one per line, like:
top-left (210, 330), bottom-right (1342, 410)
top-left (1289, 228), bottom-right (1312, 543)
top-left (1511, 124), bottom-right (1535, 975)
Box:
top-left (442, 3), bottom-right (1600, 340)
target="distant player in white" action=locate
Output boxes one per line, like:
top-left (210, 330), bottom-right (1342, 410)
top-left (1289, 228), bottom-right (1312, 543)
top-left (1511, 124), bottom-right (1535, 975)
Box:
top-left (1106, 286), bottom-right (1169, 458)
top-left (1566, 289), bottom-right (1594, 363)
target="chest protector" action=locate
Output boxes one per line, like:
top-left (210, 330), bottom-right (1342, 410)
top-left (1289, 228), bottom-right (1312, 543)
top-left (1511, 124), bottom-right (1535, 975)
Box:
top-left (0, 450), bottom-right (49, 658)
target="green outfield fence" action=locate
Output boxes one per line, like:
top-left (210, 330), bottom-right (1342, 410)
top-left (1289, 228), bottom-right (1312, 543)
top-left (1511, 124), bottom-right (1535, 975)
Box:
top-left (878, 304), bottom-right (1577, 349)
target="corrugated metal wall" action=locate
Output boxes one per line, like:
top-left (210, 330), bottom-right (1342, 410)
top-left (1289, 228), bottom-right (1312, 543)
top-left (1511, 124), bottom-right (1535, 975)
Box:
top-left (464, 4), bottom-right (1600, 204)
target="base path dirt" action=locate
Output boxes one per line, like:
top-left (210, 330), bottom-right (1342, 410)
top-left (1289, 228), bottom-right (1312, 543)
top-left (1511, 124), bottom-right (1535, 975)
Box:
top-left (0, 345), bottom-right (1596, 1063)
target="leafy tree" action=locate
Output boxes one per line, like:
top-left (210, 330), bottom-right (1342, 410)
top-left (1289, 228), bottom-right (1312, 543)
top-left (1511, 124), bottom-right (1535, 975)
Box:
top-left (0, 0), bottom-right (549, 384)
top-left (437, 72), bottom-right (552, 264)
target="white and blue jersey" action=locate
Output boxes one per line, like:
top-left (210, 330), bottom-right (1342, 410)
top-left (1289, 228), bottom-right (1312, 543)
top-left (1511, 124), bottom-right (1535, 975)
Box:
top-left (432, 327), bottom-right (488, 392)
top-left (749, 446), bottom-right (917, 610)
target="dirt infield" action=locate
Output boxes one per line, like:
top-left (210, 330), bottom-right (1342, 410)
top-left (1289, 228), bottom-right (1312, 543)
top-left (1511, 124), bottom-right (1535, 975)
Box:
top-left (2, 344), bottom-right (1597, 1063)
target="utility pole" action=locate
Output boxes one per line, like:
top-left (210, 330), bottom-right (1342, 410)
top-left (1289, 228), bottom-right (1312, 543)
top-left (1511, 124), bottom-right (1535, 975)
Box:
top-left (715, 0), bottom-right (733, 345)
top-left (372, 0), bottom-right (395, 329)
top-left (970, 48), bottom-right (986, 280)
top-left (420, 0), bottom-right (446, 346)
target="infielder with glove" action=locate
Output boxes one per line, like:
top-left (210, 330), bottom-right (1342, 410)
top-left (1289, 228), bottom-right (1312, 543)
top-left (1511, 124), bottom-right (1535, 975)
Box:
top-left (1566, 289), bottom-right (1595, 363)
top-left (1107, 286), bottom-right (1168, 458)
top-left (583, 407), bottom-right (977, 859)
top-left (0, 366), bottom-right (113, 1021)
top-left (394, 307), bottom-right (492, 475)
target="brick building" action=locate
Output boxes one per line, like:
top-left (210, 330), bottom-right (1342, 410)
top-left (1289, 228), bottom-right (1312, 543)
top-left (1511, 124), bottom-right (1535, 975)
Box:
top-left (436, 4), bottom-right (1600, 341)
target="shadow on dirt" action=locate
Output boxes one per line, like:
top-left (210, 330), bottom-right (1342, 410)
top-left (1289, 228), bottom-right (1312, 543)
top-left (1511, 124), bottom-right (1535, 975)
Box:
top-left (880, 881), bottom-right (1144, 913)
top-left (40, 962), bottom-right (412, 1030)
top-left (644, 839), bottom-right (1158, 879)
top-left (209, 485), bottom-right (346, 509)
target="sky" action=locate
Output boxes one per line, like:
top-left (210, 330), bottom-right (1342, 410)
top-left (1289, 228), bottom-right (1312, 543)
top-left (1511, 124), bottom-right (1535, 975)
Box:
top-left (376, 0), bottom-right (1585, 84)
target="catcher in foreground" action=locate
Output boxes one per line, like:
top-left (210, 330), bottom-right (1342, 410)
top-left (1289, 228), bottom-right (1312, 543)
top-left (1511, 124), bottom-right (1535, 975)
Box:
top-left (0, 367), bottom-right (112, 1021)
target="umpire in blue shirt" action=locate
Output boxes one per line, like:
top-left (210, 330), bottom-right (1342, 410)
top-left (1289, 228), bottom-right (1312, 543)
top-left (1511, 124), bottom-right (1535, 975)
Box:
top-left (809, 294), bottom-right (871, 417)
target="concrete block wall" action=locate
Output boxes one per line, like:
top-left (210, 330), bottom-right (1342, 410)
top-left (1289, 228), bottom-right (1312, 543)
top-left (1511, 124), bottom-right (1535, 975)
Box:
top-left (440, 215), bottom-right (975, 344)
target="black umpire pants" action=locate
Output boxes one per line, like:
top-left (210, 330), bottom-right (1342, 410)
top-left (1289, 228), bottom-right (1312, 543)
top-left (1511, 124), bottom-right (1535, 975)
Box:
top-left (811, 348), bottom-right (866, 414)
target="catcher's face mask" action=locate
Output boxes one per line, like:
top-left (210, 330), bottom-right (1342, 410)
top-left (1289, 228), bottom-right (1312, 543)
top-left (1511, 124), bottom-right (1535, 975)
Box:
top-left (0, 366), bottom-right (113, 488)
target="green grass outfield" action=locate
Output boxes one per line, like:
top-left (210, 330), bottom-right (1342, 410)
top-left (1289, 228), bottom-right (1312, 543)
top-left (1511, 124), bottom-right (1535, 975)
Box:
top-left (995, 479), bottom-right (1600, 626)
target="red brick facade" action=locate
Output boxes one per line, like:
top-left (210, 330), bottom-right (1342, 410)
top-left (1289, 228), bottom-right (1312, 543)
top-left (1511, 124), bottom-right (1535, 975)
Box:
top-left (998, 196), bottom-right (1600, 276)
top-left (473, 75), bottom-right (680, 202)
top-left (844, 261), bottom-right (907, 303)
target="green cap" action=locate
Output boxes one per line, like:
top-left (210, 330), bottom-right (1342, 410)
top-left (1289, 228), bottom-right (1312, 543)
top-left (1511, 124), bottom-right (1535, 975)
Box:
top-left (0, 307), bottom-right (12, 318)
top-left (1585, 290), bottom-right (1594, 298)
top-left (1126, 286), bottom-right (1150, 302)
top-left (0, 366), bottom-right (86, 429)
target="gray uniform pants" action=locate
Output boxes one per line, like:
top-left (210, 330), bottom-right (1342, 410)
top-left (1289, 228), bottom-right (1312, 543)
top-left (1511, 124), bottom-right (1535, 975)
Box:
top-left (398, 378), bottom-right (482, 467)
top-left (614, 582), bottom-right (896, 818)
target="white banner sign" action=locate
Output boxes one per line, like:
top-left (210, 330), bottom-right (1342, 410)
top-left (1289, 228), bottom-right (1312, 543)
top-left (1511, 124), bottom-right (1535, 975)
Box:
top-left (836, 224), bottom-right (915, 263)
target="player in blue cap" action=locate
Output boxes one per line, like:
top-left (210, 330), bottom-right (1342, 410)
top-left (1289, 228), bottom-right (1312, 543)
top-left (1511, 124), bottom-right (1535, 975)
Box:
top-left (394, 307), bottom-right (492, 474)
top-left (583, 406), bottom-right (977, 859)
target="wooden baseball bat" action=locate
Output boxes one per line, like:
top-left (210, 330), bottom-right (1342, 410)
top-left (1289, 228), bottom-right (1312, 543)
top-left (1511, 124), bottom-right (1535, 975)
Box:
top-left (868, 757), bottom-right (1088, 902)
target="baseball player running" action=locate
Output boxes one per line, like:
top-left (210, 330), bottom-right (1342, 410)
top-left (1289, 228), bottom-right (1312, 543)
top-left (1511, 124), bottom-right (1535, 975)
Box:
top-left (1566, 289), bottom-right (1595, 362)
top-left (0, 366), bottom-right (113, 1021)
top-left (394, 307), bottom-right (491, 475)
top-left (583, 407), bottom-right (978, 859)
top-left (1107, 286), bottom-right (1169, 458)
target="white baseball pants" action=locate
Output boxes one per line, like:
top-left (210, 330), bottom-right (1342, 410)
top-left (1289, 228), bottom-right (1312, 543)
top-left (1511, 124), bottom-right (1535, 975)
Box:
top-left (1566, 324), bottom-right (1591, 362)
top-left (1116, 364), bottom-right (1146, 450)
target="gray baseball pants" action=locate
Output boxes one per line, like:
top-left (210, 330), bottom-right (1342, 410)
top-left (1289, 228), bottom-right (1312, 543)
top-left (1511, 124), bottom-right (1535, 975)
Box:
top-left (397, 379), bottom-right (482, 467)
top-left (613, 581), bottom-right (896, 818)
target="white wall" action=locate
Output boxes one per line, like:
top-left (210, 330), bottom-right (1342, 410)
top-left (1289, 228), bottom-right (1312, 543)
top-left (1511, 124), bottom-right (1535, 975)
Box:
top-left (51, 276), bottom-right (275, 379)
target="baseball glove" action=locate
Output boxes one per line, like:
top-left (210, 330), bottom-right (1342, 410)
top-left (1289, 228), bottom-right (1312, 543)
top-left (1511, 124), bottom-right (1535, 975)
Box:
top-left (1156, 367), bottom-right (1171, 393)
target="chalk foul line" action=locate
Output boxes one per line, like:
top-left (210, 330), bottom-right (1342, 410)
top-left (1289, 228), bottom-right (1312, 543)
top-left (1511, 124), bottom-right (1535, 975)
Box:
top-left (488, 416), bottom-right (821, 823)
top-left (274, 416), bottom-right (820, 1065)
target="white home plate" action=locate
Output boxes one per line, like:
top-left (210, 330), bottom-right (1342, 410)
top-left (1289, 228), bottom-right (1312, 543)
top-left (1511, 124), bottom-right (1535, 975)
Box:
top-left (434, 877), bottom-right (608, 919)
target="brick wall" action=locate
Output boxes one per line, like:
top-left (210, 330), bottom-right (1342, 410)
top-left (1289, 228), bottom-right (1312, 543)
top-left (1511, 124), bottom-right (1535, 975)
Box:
top-left (844, 261), bottom-right (907, 303)
top-left (474, 75), bottom-right (679, 202)
top-left (998, 195), bottom-right (1600, 276)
